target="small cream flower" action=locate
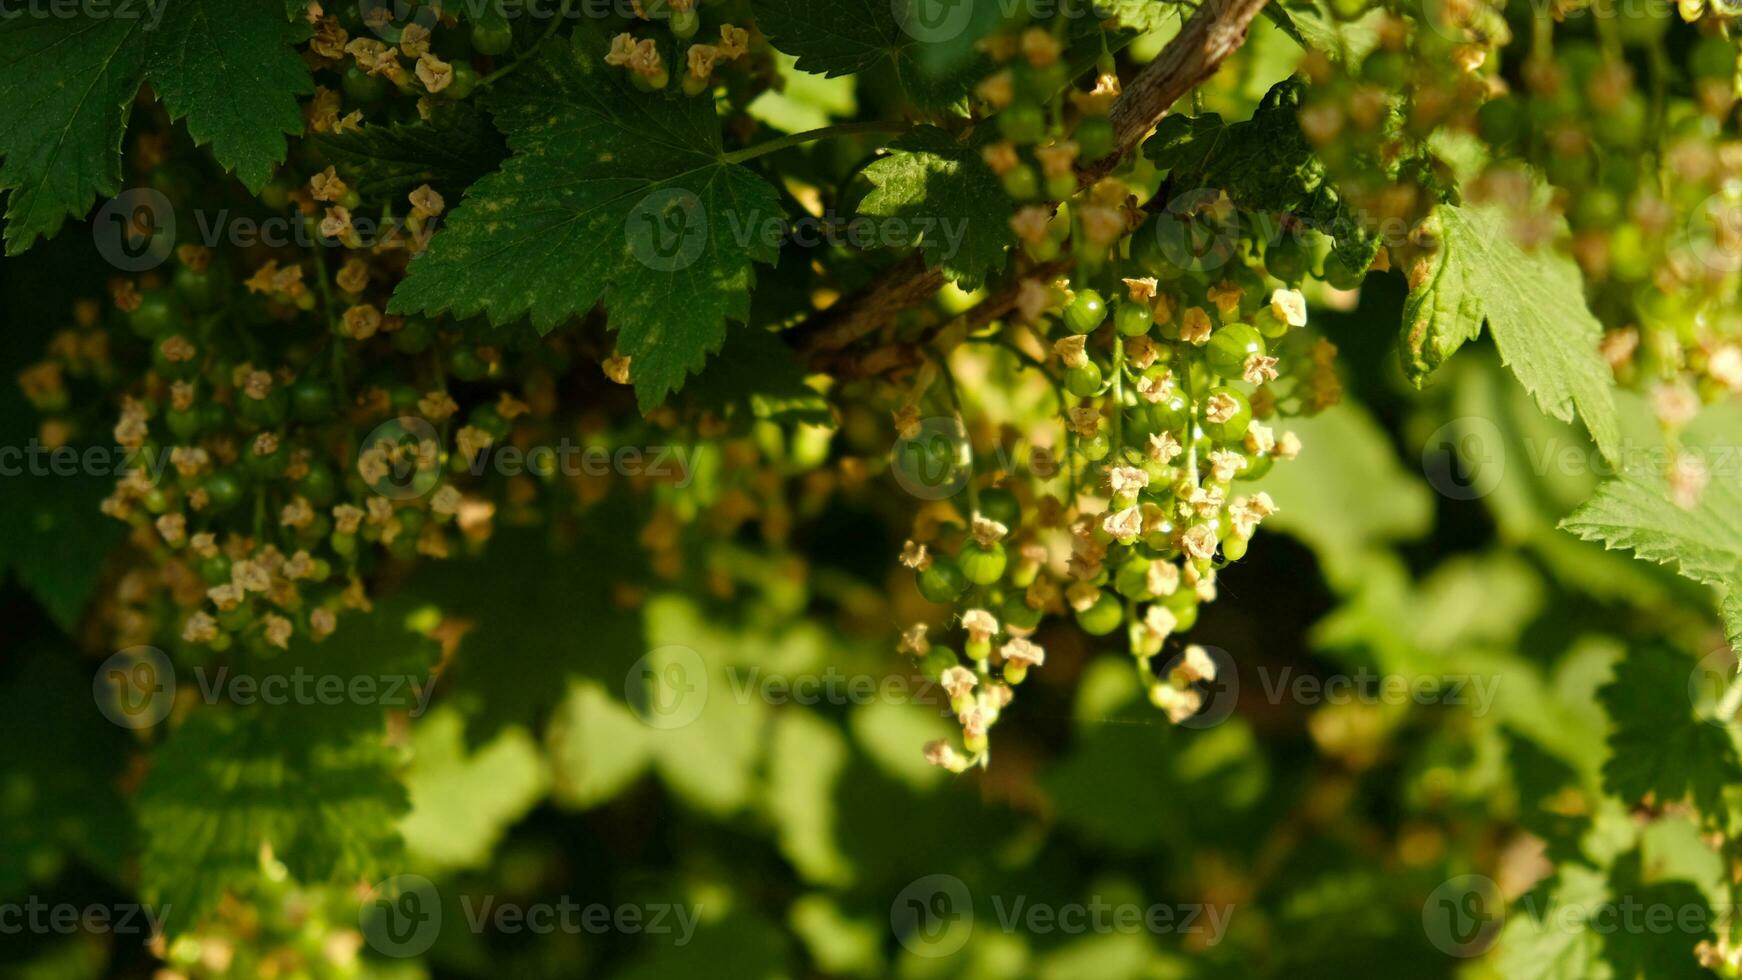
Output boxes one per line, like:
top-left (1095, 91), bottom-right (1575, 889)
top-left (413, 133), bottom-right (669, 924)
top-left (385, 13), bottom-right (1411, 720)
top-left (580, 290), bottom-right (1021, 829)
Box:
top-left (416, 52), bottom-right (453, 93)
top-left (1181, 523), bottom-right (1218, 560)
top-left (1208, 449), bottom-right (1245, 483)
top-left (971, 514), bottom-right (1008, 548)
top-left (941, 665), bottom-right (978, 701)
top-left (1173, 644), bottom-right (1217, 684)
top-left (900, 540), bottom-right (932, 571)
top-left (1244, 354), bottom-right (1280, 385)
top-left (1067, 404), bottom-right (1101, 438)
top-left (1143, 604), bottom-right (1177, 639)
top-left (1180, 306), bottom-right (1212, 345)
top-left (1103, 505), bottom-right (1143, 542)
top-left (1228, 492), bottom-right (1278, 538)
top-left (925, 740), bottom-right (969, 772)
top-left (233, 560), bottom-right (271, 593)
top-left (1054, 334), bottom-right (1089, 369)
top-left (1001, 637), bottom-right (1044, 668)
top-left (310, 166), bottom-right (348, 203)
top-left (899, 623), bottom-right (930, 657)
top-left (961, 609), bottom-right (998, 642)
top-left (156, 513), bottom-right (187, 547)
top-left (1205, 391), bottom-right (1241, 424)
top-left (1107, 466), bottom-right (1149, 498)
top-left (182, 612), bottom-right (219, 644)
top-left (1148, 431), bottom-right (1182, 463)
top-left (1269, 288), bottom-right (1308, 328)
top-left (1123, 277), bottom-right (1159, 304)
top-left (1276, 431), bottom-right (1303, 460)
top-left (263, 614), bottom-right (293, 651)
top-left (333, 504), bottom-right (365, 535)
top-left (1126, 335), bottom-right (1158, 370)
top-left (1150, 683), bottom-right (1203, 724)
top-left (1147, 560), bottom-right (1180, 597)
top-left (1135, 370), bottom-right (1173, 404)
top-left (208, 583), bottom-right (244, 611)
top-left (310, 607), bottom-right (338, 641)
top-left (1244, 424), bottom-right (1276, 456)
top-left (431, 485), bottom-right (462, 517)
top-left (1207, 280), bottom-right (1243, 316)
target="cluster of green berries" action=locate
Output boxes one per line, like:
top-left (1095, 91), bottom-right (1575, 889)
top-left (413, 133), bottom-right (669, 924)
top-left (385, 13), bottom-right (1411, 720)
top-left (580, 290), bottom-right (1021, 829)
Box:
top-left (899, 240), bottom-right (1340, 767)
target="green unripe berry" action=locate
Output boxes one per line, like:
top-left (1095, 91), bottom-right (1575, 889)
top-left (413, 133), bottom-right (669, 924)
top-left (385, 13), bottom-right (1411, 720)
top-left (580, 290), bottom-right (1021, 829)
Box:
top-left (1064, 361), bottom-right (1103, 397)
top-left (917, 559), bottom-right (969, 603)
top-left (1205, 323), bottom-right (1264, 380)
top-left (1001, 164), bottom-right (1040, 201)
top-left (1079, 432), bottom-right (1110, 462)
top-left (959, 541), bottom-right (1007, 585)
top-left (1114, 557), bottom-right (1153, 600)
top-left (670, 7), bottom-right (700, 38)
top-left (1073, 116), bottom-right (1114, 161)
top-left (1202, 386), bottom-right (1252, 443)
top-left (203, 471), bottom-right (243, 512)
top-left (1115, 300), bottom-right (1153, 337)
top-left (1075, 591), bottom-right (1123, 636)
top-left (1064, 290), bottom-right (1107, 334)
top-left (471, 17), bottom-right (513, 56)
top-left (446, 63), bottom-right (480, 100)
top-left (290, 379), bottom-right (336, 422)
top-left (128, 289), bottom-right (179, 339)
top-left (999, 103), bottom-right (1046, 144)
top-left (1221, 535), bottom-right (1249, 561)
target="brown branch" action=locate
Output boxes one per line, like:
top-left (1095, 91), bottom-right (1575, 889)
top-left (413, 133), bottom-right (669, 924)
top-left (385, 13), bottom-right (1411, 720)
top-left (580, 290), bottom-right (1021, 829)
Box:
top-left (1078, 0), bottom-right (1272, 186)
top-left (789, 0), bottom-right (1270, 372)
top-left (815, 260), bottom-right (1069, 380)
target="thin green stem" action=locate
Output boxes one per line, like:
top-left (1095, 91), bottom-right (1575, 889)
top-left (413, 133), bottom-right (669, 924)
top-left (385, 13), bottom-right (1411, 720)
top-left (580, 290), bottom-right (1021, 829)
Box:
top-left (932, 351), bottom-right (981, 521)
top-left (722, 121), bottom-right (915, 165)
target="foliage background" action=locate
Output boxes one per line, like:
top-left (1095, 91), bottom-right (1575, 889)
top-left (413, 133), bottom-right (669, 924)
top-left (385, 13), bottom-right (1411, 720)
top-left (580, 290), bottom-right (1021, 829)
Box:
top-left (0, 2), bottom-right (1738, 979)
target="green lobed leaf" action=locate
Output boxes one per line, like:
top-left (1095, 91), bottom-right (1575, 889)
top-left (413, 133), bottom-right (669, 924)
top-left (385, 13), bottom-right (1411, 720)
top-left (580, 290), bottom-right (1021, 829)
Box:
top-left (1142, 79), bottom-right (1380, 270)
top-left (145, 0), bottom-right (313, 191)
top-left (857, 126), bottom-right (1015, 290)
top-left (390, 34), bottom-right (785, 411)
top-left (751, 0), bottom-right (985, 113)
top-left (1561, 453), bottom-right (1742, 648)
top-left (1597, 646), bottom-right (1742, 817)
top-left (1402, 203), bottom-right (1621, 462)
top-left (0, 15), bottom-right (145, 253)
top-left (137, 710), bottom-right (410, 937)
top-left (398, 707), bottom-right (549, 872)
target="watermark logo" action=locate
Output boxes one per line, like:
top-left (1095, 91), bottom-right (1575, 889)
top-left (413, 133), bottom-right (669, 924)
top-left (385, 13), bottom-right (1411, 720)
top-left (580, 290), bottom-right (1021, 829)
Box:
top-left (627, 188), bottom-right (708, 273)
top-left (1423, 874), bottom-right (1505, 957)
top-left (1689, 646), bottom-right (1741, 727)
top-left (1683, 192), bottom-right (1742, 274)
top-left (1162, 644), bottom-right (1238, 729)
top-left (1422, 416), bottom-right (1506, 500)
top-left (1149, 187), bottom-right (1241, 275)
top-left (891, 0), bottom-right (976, 42)
top-left (358, 416), bottom-right (442, 500)
top-left (891, 416), bottom-right (971, 500)
top-left (891, 874), bottom-right (974, 958)
top-left (92, 650), bottom-right (437, 730)
top-left (93, 188), bottom-right (175, 272)
top-left (93, 645), bottom-right (175, 729)
top-left (356, 0), bottom-right (441, 41)
top-left (361, 875), bottom-right (443, 958)
top-left (625, 644), bottom-right (709, 729)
